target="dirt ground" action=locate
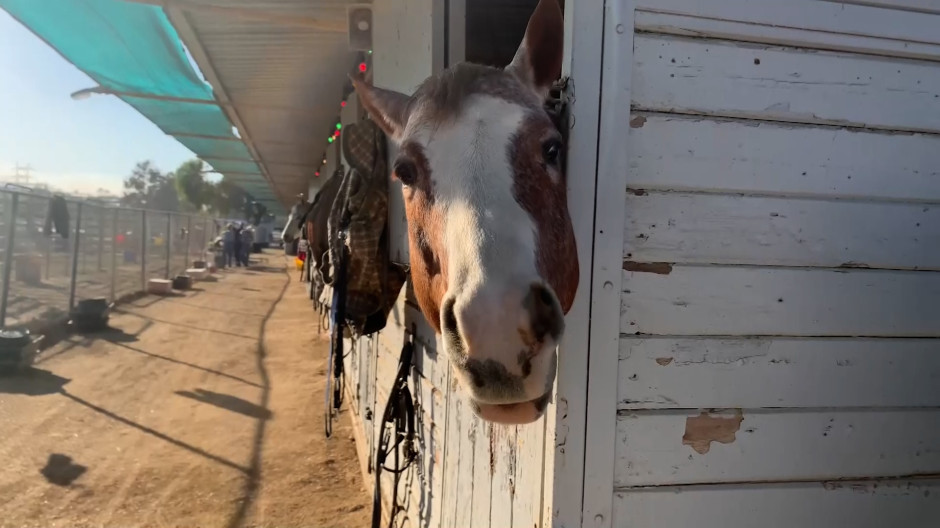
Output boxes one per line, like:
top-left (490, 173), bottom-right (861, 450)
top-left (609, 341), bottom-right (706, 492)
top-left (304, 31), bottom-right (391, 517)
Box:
top-left (0, 252), bottom-right (371, 528)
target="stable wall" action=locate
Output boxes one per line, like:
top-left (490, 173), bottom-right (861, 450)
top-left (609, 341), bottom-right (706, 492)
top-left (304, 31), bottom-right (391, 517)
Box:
top-left (582, 1), bottom-right (940, 526)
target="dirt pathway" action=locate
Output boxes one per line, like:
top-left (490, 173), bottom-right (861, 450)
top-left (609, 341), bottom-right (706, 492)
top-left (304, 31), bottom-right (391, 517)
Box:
top-left (0, 252), bottom-right (369, 528)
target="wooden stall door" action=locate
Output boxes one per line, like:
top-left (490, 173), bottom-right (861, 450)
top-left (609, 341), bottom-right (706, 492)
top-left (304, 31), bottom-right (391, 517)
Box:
top-left (583, 1), bottom-right (940, 527)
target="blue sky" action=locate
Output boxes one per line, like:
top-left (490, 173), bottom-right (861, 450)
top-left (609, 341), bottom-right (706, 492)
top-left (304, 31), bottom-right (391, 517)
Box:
top-left (0, 9), bottom-right (197, 195)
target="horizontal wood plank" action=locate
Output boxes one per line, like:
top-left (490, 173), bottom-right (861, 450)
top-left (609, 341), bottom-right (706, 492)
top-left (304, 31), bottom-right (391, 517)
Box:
top-left (613, 479), bottom-right (940, 528)
top-left (635, 0), bottom-right (940, 47)
top-left (614, 409), bottom-right (940, 486)
top-left (618, 337), bottom-right (940, 409)
top-left (632, 34), bottom-right (940, 133)
top-left (634, 10), bottom-right (940, 61)
top-left (623, 192), bottom-right (940, 269)
top-left (621, 266), bottom-right (940, 336)
top-left (627, 113), bottom-right (940, 201)
top-left (821, 0), bottom-right (940, 16)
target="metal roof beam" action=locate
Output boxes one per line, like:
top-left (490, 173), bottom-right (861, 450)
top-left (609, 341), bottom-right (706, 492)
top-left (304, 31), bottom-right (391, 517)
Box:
top-left (119, 0), bottom-right (346, 32)
top-left (201, 170), bottom-right (262, 176)
top-left (171, 132), bottom-right (242, 141)
top-left (166, 7), bottom-right (289, 205)
top-left (73, 86), bottom-right (330, 114)
top-left (201, 156), bottom-right (320, 170)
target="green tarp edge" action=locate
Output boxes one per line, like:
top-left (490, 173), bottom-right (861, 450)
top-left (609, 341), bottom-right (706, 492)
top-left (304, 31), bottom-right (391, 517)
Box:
top-left (0, 0), bottom-right (276, 205)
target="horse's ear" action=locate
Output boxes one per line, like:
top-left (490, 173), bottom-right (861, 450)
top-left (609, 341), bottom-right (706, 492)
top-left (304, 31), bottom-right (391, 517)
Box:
top-left (350, 75), bottom-right (413, 143)
top-left (506, 0), bottom-right (564, 100)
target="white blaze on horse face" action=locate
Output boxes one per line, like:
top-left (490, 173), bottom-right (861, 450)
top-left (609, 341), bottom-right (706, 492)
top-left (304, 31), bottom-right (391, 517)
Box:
top-left (281, 203), bottom-right (303, 244)
top-left (417, 95), bottom-right (559, 404)
top-left (280, 210), bottom-right (295, 244)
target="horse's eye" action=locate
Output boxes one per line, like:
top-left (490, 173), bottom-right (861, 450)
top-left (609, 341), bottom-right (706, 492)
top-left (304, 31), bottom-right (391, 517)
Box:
top-left (542, 139), bottom-right (562, 167)
top-left (394, 160), bottom-right (418, 186)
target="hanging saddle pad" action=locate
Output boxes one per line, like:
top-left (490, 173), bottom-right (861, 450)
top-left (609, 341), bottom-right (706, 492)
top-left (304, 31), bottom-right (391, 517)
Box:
top-left (326, 118), bottom-right (408, 336)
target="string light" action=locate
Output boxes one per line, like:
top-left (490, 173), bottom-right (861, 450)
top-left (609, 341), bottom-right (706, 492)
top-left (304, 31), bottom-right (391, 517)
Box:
top-left (358, 62), bottom-right (367, 73)
top-left (341, 101), bottom-right (346, 107)
top-left (336, 123), bottom-right (342, 130)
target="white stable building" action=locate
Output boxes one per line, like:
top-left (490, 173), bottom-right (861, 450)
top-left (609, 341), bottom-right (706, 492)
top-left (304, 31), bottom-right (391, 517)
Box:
top-left (165, 0), bottom-right (940, 526)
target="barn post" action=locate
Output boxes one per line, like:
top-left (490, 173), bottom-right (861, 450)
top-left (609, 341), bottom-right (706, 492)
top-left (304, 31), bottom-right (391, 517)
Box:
top-left (110, 208), bottom-right (118, 303)
top-left (43, 218), bottom-right (51, 281)
top-left (0, 192), bottom-right (20, 328)
top-left (164, 213), bottom-right (172, 278)
top-left (203, 217), bottom-right (210, 258)
top-left (579, 1), bottom-right (636, 526)
top-left (67, 202), bottom-right (83, 311)
top-left (140, 210), bottom-right (147, 290)
top-left (97, 206), bottom-right (105, 271)
top-left (185, 215), bottom-right (193, 268)
top-left (80, 206), bottom-right (87, 276)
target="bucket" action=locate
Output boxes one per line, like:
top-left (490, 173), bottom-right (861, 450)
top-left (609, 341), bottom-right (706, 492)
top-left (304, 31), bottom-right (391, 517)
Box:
top-left (70, 298), bottom-right (110, 333)
top-left (172, 275), bottom-right (193, 290)
top-left (0, 329), bottom-right (32, 374)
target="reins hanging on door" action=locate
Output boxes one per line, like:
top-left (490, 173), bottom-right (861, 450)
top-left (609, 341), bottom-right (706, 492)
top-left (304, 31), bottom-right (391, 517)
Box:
top-left (324, 225), bottom-right (350, 438)
top-left (371, 329), bottom-right (416, 528)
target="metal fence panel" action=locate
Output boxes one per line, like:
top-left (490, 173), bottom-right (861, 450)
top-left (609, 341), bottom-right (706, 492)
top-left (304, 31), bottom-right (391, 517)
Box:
top-left (71, 203), bottom-right (114, 306)
top-left (0, 187), bottom-right (219, 330)
top-left (113, 208), bottom-right (144, 301)
top-left (146, 211), bottom-right (167, 281)
top-left (3, 193), bottom-right (71, 328)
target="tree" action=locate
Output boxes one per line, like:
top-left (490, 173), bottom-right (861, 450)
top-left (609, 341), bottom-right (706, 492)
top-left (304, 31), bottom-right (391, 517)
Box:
top-left (174, 159), bottom-right (210, 211)
top-left (121, 161), bottom-right (180, 211)
top-left (122, 159), bottom-right (268, 221)
top-left (205, 177), bottom-right (269, 224)
top-left (207, 178), bottom-right (245, 216)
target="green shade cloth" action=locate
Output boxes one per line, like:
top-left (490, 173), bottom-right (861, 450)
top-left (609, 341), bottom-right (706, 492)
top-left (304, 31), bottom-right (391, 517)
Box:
top-left (0, 0), bottom-right (276, 203)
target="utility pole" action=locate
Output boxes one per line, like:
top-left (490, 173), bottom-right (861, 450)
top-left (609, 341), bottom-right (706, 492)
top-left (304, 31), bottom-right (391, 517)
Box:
top-left (12, 163), bottom-right (33, 186)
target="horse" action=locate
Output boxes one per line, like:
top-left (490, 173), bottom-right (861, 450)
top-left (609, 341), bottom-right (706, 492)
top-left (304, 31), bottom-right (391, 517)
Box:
top-left (352, 0), bottom-right (576, 425)
top-left (280, 198), bottom-right (306, 247)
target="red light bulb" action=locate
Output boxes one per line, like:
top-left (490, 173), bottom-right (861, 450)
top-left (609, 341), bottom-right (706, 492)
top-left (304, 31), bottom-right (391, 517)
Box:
top-left (340, 101), bottom-right (347, 107)
top-left (358, 62), bottom-right (367, 73)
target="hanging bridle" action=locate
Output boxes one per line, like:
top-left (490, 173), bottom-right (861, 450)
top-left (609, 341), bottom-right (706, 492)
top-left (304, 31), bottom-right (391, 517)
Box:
top-left (371, 330), bottom-right (417, 528)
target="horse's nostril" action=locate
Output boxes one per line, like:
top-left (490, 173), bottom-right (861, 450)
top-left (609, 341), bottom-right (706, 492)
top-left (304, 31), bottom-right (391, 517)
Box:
top-left (442, 297), bottom-right (459, 338)
top-left (537, 285), bottom-right (553, 307)
top-left (527, 284), bottom-right (564, 342)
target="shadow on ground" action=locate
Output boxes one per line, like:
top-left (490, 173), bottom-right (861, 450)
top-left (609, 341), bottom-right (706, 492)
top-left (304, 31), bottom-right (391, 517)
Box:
top-left (0, 368), bottom-right (71, 396)
top-left (175, 388), bottom-right (272, 420)
top-left (40, 453), bottom-right (87, 486)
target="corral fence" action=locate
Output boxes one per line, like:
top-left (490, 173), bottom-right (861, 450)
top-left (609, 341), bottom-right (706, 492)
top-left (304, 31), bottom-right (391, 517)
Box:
top-left (0, 186), bottom-right (220, 331)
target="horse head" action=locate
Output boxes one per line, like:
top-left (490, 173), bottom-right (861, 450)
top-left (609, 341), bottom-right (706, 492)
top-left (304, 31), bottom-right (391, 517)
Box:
top-left (353, 0), bottom-right (576, 424)
top-left (281, 201), bottom-right (305, 245)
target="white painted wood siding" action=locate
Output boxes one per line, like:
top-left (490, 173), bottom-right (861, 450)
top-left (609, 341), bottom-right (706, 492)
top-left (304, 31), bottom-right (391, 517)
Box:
top-left (591, 1), bottom-right (940, 526)
top-left (613, 480), bottom-right (940, 528)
